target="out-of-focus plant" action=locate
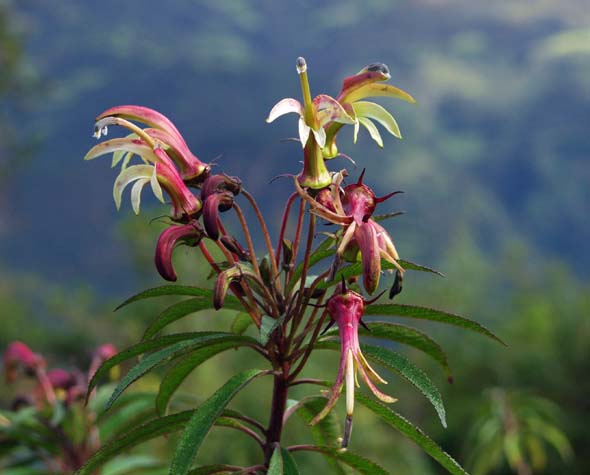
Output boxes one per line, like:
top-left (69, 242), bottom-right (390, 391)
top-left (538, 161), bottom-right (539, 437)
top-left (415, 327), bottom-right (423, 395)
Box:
top-left (78, 57), bottom-right (504, 474)
top-left (465, 388), bottom-right (572, 475)
top-left (0, 341), bottom-right (165, 475)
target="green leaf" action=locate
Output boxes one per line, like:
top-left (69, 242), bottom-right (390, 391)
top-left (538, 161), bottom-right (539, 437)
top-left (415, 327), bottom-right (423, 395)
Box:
top-left (296, 446), bottom-right (389, 475)
top-left (325, 321), bottom-right (452, 380)
top-left (143, 298), bottom-right (218, 340)
top-left (187, 465), bottom-right (241, 475)
top-left (105, 333), bottom-right (257, 410)
top-left (365, 304), bottom-right (505, 345)
top-left (89, 332), bottom-right (216, 395)
top-left (230, 312), bottom-right (254, 335)
top-left (295, 398), bottom-right (348, 475)
top-left (156, 342), bottom-right (241, 415)
top-left (101, 455), bottom-right (162, 475)
top-left (288, 237), bottom-right (336, 293)
top-left (281, 448), bottom-right (300, 475)
top-left (357, 393), bottom-right (469, 475)
top-left (268, 446), bottom-right (283, 475)
top-left (315, 341), bottom-right (447, 428)
top-left (259, 315), bottom-right (283, 345)
top-left (75, 411), bottom-right (194, 475)
top-left (171, 369), bottom-right (268, 475)
top-left (398, 259), bottom-right (444, 277)
top-left (115, 285), bottom-right (241, 311)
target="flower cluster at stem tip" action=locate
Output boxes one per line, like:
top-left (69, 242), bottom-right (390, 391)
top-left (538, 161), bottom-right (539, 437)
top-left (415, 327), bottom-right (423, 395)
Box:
top-left (85, 56), bottom-right (414, 447)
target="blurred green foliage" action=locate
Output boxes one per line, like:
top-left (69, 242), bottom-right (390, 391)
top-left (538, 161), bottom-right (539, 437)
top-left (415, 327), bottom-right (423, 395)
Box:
top-left (1, 0), bottom-right (589, 473)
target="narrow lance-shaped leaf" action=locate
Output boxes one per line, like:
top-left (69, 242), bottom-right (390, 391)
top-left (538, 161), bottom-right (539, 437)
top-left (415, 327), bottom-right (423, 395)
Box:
top-left (293, 446), bottom-right (388, 475)
top-left (170, 369), bottom-right (268, 475)
top-left (115, 285), bottom-right (241, 311)
top-left (357, 394), bottom-right (469, 475)
top-left (75, 410), bottom-right (194, 475)
top-left (156, 342), bottom-right (243, 416)
top-left (267, 447), bottom-right (283, 475)
top-left (365, 304), bottom-right (505, 345)
top-left (315, 341), bottom-right (447, 427)
top-left (105, 334), bottom-right (257, 410)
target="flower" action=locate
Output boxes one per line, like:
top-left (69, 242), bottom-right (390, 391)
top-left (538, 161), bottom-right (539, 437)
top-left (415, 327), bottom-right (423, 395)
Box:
top-left (3, 341), bottom-right (45, 383)
top-left (323, 62), bottom-right (416, 159)
top-left (266, 57), bottom-right (355, 189)
top-left (295, 170), bottom-right (403, 294)
top-left (312, 285), bottom-right (397, 446)
top-left (85, 106), bottom-right (203, 221)
top-left (200, 174), bottom-right (242, 240)
top-left (154, 220), bottom-right (204, 281)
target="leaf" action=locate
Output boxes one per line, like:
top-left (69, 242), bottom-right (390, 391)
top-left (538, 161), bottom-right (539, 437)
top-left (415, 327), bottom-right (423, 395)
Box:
top-left (105, 334), bottom-right (257, 410)
top-left (143, 297), bottom-right (218, 340)
top-left (397, 259), bottom-right (444, 277)
top-left (325, 321), bottom-right (452, 380)
top-left (115, 285), bottom-right (241, 311)
top-left (230, 312), bottom-right (254, 335)
top-left (170, 369), bottom-right (268, 475)
top-left (268, 446), bottom-right (283, 475)
top-left (156, 342), bottom-right (241, 415)
top-left (288, 236), bottom-right (336, 293)
top-left (259, 315), bottom-right (283, 345)
top-left (296, 446), bottom-right (389, 475)
top-left (100, 455), bottom-right (162, 475)
top-left (365, 304), bottom-right (505, 345)
top-left (315, 341), bottom-right (447, 428)
top-left (357, 393), bottom-right (469, 475)
top-left (188, 465), bottom-right (241, 475)
top-left (295, 398), bottom-right (348, 475)
top-left (75, 411), bottom-right (194, 475)
top-left (353, 101), bottom-right (401, 139)
top-left (281, 448), bottom-right (300, 475)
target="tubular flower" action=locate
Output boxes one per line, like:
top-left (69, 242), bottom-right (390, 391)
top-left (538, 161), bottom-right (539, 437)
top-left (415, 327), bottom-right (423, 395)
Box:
top-left (154, 220), bottom-right (204, 281)
top-left (295, 170), bottom-right (403, 294)
top-left (93, 105), bottom-right (209, 182)
top-left (200, 174), bottom-right (242, 240)
top-left (312, 286), bottom-right (397, 444)
top-left (323, 62), bottom-right (416, 159)
top-left (266, 57), bottom-right (355, 189)
top-left (85, 108), bottom-right (203, 221)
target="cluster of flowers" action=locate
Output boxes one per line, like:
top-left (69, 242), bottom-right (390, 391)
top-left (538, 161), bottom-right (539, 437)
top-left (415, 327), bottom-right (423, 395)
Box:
top-left (85, 58), bottom-right (414, 443)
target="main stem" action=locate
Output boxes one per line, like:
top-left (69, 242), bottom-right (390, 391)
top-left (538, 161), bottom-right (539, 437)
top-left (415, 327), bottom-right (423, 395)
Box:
top-left (264, 364), bottom-right (290, 465)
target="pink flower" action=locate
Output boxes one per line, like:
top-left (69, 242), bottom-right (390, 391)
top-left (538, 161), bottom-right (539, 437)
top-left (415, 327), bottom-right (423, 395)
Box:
top-left (3, 341), bottom-right (45, 383)
top-left (154, 220), bottom-right (204, 281)
top-left (296, 170), bottom-right (403, 294)
top-left (312, 286), bottom-right (397, 445)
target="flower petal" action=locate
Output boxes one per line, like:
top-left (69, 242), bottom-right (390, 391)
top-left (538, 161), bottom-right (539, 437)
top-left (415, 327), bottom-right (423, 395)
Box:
top-left (130, 178), bottom-right (150, 215)
top-left (298, 117), bottom-right (311, 147)
top-left (113, 165), bottom-right (154, 210)
top-left (312, 126), bottom-right (327, 148)
top-left (357, 117), bottom-right (384, 148)
top-left (155, 222), bottom-right (204, 282)
top-left (353, 101), bottom-right (401, 139)
top-left (314, 94), bottom-right (355, 127)
top-left (266, 98), bottom-right (303, 123)
top-left (355, 222), bottom-right (381, 294)
top-left (338, 66), bottom-right (391, 102)
top-left (84, 137), bottom-right (158, 163)
top-left (344, 83), bottom-right (416, 105)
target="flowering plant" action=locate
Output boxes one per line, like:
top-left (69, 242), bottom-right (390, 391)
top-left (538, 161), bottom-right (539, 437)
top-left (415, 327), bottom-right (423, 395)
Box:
top-left (78, 58), bottom-right (503, 475)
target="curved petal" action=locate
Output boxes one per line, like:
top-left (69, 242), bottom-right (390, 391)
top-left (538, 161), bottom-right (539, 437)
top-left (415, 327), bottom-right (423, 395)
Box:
top-left (353, 101), bottom-right (401, 139)
top-left (294, 178), bottom-right (353, 225)
top-left (345, 83), bottom-right (416, 105)
top-left (298, 117), bottom-right (311, 147)
top-left (150, 165), bottom-right (165, 204)
top-left (338, 67), bottom-right (391, 102)
top-left (84, 137), bottom-right (158, 163)
top-left (357, 117), bottom-right (384, 148)
top-left (312, 126), bottom-right (327, 148)
top-left (113, 165), bottom-right (154, 210)
top-left (266, 98), bottom-right (303, 123)
top-left (155, 222), bottom-right (204, 281)
top-left (130, 178), bottom-right (150, 215)
top-left (314, 94), bottom-right (355, 127)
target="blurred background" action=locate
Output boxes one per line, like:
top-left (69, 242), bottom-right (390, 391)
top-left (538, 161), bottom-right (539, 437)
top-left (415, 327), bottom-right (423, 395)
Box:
top-left (1, 0), bottom-right (588, 473)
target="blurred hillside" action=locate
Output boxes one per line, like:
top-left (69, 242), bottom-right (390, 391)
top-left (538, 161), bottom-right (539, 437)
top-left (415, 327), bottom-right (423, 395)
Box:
top-left (0, 1), bottom-right (588, 474)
